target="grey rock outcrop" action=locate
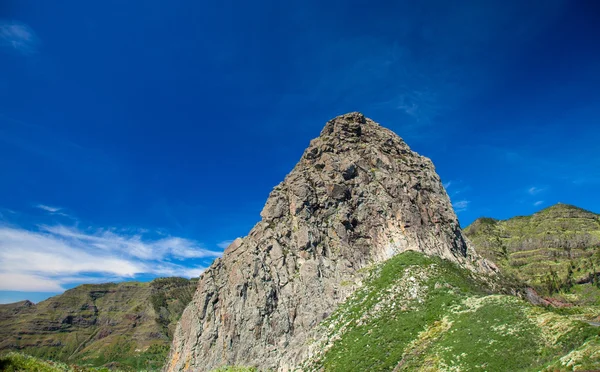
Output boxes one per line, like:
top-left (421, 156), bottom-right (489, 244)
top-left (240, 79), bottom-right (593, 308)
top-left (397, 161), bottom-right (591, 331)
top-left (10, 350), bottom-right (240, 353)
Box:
top-left (165, 112), bottom-right (494, 371)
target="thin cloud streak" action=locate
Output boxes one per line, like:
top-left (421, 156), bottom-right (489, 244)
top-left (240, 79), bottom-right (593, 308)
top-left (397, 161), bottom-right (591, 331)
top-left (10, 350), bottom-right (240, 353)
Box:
top-left (528, 186), bottom-right (545, 195)
top-left (0, 21), bottom-right (39, 54)
top-left (35, 204), bottom-right (62, 213)
top-left (453, 200), bottom-right (470, 213)
top-left (34, 204), bottom-right (74, 218)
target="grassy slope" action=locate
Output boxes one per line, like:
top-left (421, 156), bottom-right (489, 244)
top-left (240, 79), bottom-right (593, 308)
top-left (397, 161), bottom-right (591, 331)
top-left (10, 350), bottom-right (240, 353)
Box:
top-left (0, 353), bottom-right (259, 372)
top-left (0, 277), bottom-right (197, 371)
top-left (0, 352), bottom-right (112, 372)
top-left (463, 203), bottom-right (600, 293)
top-left (303, 251), bottom-right (600, 372)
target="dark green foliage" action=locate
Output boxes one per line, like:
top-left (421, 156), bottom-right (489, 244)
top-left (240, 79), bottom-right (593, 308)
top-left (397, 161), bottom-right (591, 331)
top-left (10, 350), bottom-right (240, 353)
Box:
top-left (149, 277), bottom-right (197, 337)
top-left (150, 292), bottom-right (167, 318)
top-left (82, 340), bottom-right (170, 371)
top-left (543, 267), bottom-right (561, 294)
top-left (0, 352), bottom-right (111, 372)
top-left (150, 277), bottom-right (191, 289)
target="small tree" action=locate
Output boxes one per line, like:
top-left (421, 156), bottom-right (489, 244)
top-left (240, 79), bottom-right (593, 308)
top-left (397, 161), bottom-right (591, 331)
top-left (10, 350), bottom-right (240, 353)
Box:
top-left (563, 263), bottom-right (575, 291)
top-left (543, 267), bottom-right (560, 294)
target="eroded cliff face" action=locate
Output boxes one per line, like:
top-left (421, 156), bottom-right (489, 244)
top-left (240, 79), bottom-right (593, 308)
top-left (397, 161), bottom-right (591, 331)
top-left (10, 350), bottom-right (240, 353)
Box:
top-left (166, 112), bottom-right (494, 371)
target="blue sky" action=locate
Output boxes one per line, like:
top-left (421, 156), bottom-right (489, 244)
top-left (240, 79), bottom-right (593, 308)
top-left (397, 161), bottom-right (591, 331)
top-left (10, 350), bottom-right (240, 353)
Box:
top-left (1, 0), bottom-right (599, 303)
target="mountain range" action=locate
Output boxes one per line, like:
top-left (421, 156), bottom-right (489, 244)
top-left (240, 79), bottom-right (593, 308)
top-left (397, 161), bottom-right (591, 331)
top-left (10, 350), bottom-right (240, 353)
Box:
top-left (0, 277), bottom-right (197, 370)
top-left (464, 203), bottom-right (600, 295)
top-left (1, 113), bottom-right (598, 371)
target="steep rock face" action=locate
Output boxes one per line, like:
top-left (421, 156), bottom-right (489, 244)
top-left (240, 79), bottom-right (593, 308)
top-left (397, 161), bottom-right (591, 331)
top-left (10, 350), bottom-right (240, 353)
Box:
top-left (166, 112), bottom-right (493, 371)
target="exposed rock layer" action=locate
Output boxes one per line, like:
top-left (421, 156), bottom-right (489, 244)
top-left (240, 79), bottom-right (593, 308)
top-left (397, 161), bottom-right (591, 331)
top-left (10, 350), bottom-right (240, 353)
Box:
top-left (166, 112), bottom-right (492, 371)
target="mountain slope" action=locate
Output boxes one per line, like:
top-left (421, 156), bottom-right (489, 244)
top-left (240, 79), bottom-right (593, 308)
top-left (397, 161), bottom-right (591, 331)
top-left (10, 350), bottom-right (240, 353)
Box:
top-left (166, 112), bottom-right (494, 371)
top-left (464, 204), bottom-right (600, 293)
top-left (303, 251), bottom-right (600, 371)
top-left (0, 277), bottom-right (197, 370)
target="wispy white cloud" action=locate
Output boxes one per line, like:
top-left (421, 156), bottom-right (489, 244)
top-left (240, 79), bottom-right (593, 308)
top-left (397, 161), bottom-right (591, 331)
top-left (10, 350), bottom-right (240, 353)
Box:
top-left (393, 89), bottom-right (442, 125)
top-left (40, 225), bottom-right (220, 261)
top-left (0, 222), bottom-right (221, 293)
top-left (445, 181), bottom-right (471, 197)
top-left (453, 200), bottom-right (470, 213)
top-left (534, 200), bottom-right (544, 206)
top-left (528, 186), bottom-right (545, 195)
top-left (0, 21), bottom-right (39, 54)
top-left (35, 204), bottom-right (62, 213)
top-left (34, 204), bottom-right (73, 218)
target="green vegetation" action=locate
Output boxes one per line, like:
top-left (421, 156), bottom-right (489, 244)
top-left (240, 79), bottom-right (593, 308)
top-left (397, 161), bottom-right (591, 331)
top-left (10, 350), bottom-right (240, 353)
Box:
top-left (0, 277), bottom-right (197, 371)
top-left (464, 203), bottom-right (600, 296)
top-left (76, 340), bottom-right (170, 371)
top-left (150, 277), bottom-right (197, 337)
top-left (210, 367), bottom-right (258, 372)
top-left (303, 251), bottom-right (600, 371)
top-left (0, 352), bottom-right (111, 372)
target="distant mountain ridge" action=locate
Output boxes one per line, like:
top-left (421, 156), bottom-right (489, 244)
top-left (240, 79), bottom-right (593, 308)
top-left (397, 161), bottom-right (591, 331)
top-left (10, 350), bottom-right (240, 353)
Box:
top-left (464, 203), bottom-right (600, 293)
top-left (0, 277), bottom-right (197, 370)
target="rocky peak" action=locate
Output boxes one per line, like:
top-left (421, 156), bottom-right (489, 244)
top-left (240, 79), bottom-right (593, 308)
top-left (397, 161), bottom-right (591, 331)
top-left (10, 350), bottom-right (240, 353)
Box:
top-left (165, 113), bottom-right (493, 372)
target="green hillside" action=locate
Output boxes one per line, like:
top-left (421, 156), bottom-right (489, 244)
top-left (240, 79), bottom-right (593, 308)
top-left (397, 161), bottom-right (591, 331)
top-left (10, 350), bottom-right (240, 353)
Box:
top-left (0, 277), bottom-right (197, 371)
top-left (302, 251), bottom-right (600, 371)
top-left (0, 352), bottom-right (111, 372)
top-left (464, 203), bottom-right (600, 296)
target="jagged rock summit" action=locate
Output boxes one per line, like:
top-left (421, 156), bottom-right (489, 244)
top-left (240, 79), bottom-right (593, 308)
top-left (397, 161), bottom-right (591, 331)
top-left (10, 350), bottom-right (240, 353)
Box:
top-left (166, 112), bottom-right (493, 371)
